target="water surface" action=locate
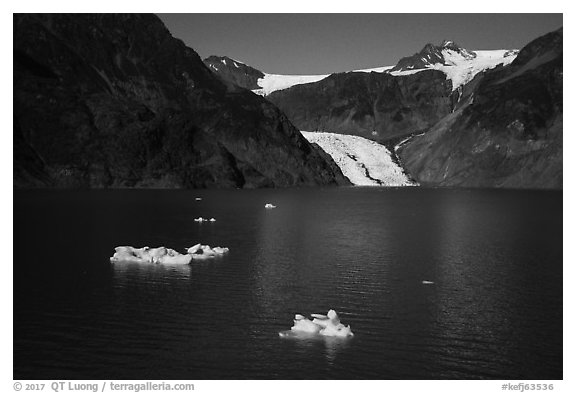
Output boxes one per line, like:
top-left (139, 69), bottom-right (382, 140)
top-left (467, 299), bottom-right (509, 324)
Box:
top-left (13, 188), bottom-right (562, 379)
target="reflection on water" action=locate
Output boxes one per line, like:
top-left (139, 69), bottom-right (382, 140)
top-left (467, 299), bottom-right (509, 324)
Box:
top-left (14, 188), bottom-right (562, 379)
top-left (279, 332), bottom-right (352, 365)
top-left (112, 260), bottom-right (193, 280)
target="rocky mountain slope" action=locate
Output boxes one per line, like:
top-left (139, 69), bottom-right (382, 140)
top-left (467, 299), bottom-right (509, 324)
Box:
top-left (14, 14), bottom-right (349, 189)
top-left (398, 29), bottom-right (563, 188)
top-left (203, 56), bottom-right (264, 90)
top-left (267, 70), bottom-right (453, 142)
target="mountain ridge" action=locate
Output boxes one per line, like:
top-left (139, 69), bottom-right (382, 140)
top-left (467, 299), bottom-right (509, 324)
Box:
top-left (204, 29), bottom-right (561, 189)
top-left (14, 14), bottom-right (349, 189)
top-left (204, 40), bottom-right (518, 95)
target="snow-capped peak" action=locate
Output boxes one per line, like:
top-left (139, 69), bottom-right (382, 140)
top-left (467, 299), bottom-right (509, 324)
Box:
top-left (204, 41), bottom-right (519, 95)
top-left (389, 41), bottom-right (519, 90)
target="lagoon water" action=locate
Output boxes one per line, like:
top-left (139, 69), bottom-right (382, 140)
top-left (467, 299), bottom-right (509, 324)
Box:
top-left (13, 188), bottom-right (562, 379)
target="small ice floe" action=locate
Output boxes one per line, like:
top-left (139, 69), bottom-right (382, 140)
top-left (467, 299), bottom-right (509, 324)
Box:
top-left (265, 203), bottom-right (276, 209)
top-left (195, 197), bottom-right (202, 201)
top-left (279, 309), bottom-right (354, 338)
top-left (422, 280), bottom-right (435, 285)
top-left (194, 217), bottom-right (216, 222)
top-left (185, 243), bottom-right (229, 260)
top-left (110, 246), bottom-right (192, 265)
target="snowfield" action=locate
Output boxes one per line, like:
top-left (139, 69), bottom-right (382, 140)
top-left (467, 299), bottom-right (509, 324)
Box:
top-left (301, 131), bottom-right (415, 187)
top-left (249, 49), bottom-right (517, 96)
top-left (252, 73), bottom-right (330, 96)
top-left (353, 49), bottom-right (518, 90)
top-left (399, 49), bottom-right (518, 90)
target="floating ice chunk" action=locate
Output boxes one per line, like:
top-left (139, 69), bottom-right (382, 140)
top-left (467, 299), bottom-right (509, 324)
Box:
top-left (319, 323), bottom-right (354, 337)
top-left (212, 246), bottom-right (229, 254)
top-left (291, 317), bottom-right (322, 334)
top-left (109, 252), bottom-right (141, 263)
top-left (194, 217), bottom-right (216, 222)
top-left (200, 245), bottom-right (216, 256)
top-left (161, 254), bottom-right (193, 265)
top-left (311, 310), bottom-right (341, 328)
top-left (281, 309), bottom-right (354, 338)
top-left (110, 246), bottom-right (191, 265)
top-left (149, 246), bottom-right (169, 263)
top-left (185, 243), bottom-right (201, 254)
top-left (185, 244), bottom-right (230, 259)
top-left (265, 203), bottom-right (276, 209)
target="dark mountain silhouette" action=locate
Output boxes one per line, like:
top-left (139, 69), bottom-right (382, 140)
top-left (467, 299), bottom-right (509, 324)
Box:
top-left (13, 14), bottom-right (349, 188)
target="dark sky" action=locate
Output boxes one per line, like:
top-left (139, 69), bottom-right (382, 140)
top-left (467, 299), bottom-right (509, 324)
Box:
top-left (157, 14), bottom-right (562, 75)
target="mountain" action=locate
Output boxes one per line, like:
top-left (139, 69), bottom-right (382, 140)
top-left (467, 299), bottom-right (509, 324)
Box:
top-left (200, 32), bottom-right (561, 189)
top-left (13, 14), bottom-right (349, 189)
top-left (392, 40), bottom-right (477, 71)
top-left (389, 40), bottom-right (519, 90)
top-left (259, 42), bottom-right (517, 142)
top-left (267, 70), bottom-right (454, 142)
top-left (203, 56), bottom-right (329, 96)
top-left (397, 29), bottom-right (563, 188)
top-left (205, 42), bottom-right (517, 99)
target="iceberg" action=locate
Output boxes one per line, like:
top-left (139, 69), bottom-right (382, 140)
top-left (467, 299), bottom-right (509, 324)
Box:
top-left (194, 217), bottom-right (216, 222)
top-left (291, 314), bottom-right (322, 334)
top-left (185, 243), bottom-right (202, 254)
top-left (280, 309), bottom-right (354, 338)
top-left (185, 244), bottom-right (229, 260)
top-left (265, 203), bottom-right (276, 209)
top-left (110, 246), bottom-right (192, 265)
top-left (110, 243), bottom-right (230, 264)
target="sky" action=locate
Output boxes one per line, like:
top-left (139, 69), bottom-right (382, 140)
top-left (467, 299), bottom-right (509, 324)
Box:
top-left (157, 14), bottom-right (562, 75)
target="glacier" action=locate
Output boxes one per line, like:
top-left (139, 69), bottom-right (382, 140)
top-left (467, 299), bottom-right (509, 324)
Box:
top-left (301, 131), bottom-right (414, 187)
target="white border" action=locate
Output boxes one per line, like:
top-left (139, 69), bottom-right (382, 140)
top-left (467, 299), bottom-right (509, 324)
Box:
top-left (3, 2), bottom-right (572, 392)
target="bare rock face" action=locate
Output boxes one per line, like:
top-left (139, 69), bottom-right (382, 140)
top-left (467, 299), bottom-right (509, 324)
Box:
top-left (14, 14), bottom-right (349, 188)
top-left (265, 70), bottom-right (453, 142)
top-left (398, 29), bottom-right (563, 188)
top-left (203, 56), bottom-right (264, 90)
